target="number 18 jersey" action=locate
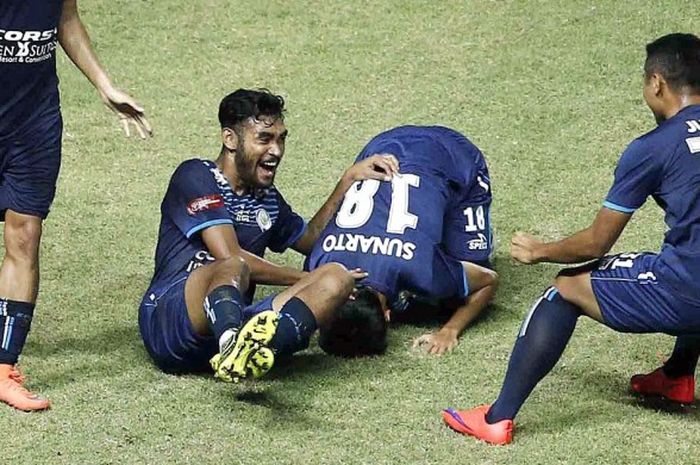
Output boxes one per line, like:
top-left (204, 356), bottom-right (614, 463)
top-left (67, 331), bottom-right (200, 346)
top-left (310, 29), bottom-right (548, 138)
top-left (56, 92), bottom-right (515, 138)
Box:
top-left (306, 125), bottom-right (493, 302)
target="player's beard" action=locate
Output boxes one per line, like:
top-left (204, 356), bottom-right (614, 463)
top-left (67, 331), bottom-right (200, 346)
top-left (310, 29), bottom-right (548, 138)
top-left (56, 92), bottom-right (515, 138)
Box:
top-left (234, 141), bottom-right (273, 190)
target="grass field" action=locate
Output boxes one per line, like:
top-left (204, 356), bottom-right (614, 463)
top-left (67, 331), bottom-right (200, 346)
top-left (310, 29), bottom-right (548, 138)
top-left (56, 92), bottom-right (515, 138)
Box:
top-left (3, 0), bottom-right (700, 463)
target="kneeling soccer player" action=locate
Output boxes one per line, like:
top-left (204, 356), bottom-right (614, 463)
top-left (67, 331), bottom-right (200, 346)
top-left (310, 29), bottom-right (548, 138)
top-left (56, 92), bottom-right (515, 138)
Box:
top-left (443, 33), bottom-right (700, 445)
top-left (306, 125), bottom-right (499, 357)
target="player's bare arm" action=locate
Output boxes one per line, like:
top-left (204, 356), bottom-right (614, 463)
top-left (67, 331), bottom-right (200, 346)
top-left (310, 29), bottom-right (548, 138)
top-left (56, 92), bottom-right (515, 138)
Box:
top-left (58, 0), bottom-right (152, 138)
top-left (202, 224), bottom-right (303, 286)
top-left (511, 207), bottom-right (631, 265)
top-left (293, 154), bottom-right (399, 255)
top-left (413, 263), bottom-right (498, 356)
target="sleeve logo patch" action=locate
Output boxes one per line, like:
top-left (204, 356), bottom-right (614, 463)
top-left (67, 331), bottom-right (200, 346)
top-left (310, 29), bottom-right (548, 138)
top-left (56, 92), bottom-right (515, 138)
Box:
top-left (686, 136), bottom-right (700, 154)
top-left (187, 195), bottom-right (225, 215)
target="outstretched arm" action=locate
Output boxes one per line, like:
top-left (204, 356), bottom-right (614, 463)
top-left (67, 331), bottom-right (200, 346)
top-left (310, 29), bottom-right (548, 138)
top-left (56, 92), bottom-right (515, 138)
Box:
top-left (292, 154), bottom-right (399, 255)
top-left (58, 0), bottom-right (152, 138)
top-left (202, 225), bottom-right (304, 286)
top-left (413, 263), bottom-right (498, 356)
top-left (511, 207), bottom-right (632, 265)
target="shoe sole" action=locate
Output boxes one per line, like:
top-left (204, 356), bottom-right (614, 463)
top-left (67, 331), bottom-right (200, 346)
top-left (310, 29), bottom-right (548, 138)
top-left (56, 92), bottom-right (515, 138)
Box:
top-left (215, 310), bottom-right (279, 383)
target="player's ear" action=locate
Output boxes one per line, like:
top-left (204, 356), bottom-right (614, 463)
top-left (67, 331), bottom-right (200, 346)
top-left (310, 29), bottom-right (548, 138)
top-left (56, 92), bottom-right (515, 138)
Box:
top-left (221, 127), bottom-right (239, 152)
top-left (650, 73), bottom-right (664, 97)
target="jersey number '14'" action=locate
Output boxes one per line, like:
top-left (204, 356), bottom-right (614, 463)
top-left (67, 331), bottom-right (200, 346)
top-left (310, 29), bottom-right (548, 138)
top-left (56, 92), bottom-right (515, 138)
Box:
top-left (336, 175), bottom-right (421, 234)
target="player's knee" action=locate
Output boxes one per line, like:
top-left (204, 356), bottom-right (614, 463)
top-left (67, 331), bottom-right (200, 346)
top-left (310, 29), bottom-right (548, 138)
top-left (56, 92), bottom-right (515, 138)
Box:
top-left (315, 263), bottom-right (355, 298)
top-left (485, 269), bottom-right (499, 289)
top-left (214, 255), bottom-right (249, 289)
top-left (553, 275), bottom-right (578, 303)
top-left (4, 217), bottom-right (42, 262)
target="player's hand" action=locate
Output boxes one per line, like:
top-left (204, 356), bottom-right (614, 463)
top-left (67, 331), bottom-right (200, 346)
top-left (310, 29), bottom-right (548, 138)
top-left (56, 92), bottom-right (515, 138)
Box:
top-left (412, 328), bottom-right (459, 356)
top-left (510, 231), bottom-right (543, 264)
top-left (99, 85), bottom-right (153, 139)
top-left (344, 153), bottom-right (400, 183)
top-left (347, 268), bottom-right (368, 301)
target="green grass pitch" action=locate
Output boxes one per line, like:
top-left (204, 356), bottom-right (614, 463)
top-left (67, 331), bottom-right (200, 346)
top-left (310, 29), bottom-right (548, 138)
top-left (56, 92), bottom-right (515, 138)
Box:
top-left (3, 0), bottom-right (700, 463)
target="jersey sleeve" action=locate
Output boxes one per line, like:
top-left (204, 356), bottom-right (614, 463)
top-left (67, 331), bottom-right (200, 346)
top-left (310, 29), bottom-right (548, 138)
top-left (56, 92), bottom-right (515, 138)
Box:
top-left (163, 160), bottom-right (233, 238)
top-left (268, 191), bottom-right (307, 253)
top-left (604, 139), bottom-right (662, 213)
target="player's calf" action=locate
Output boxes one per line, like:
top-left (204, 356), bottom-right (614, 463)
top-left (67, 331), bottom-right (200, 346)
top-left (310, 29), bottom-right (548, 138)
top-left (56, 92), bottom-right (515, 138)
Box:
top-left (184, 256), bottom-right (252, 380)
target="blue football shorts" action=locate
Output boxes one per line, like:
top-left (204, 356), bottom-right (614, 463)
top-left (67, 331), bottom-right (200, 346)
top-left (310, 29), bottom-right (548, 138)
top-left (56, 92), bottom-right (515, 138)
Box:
top-left (589, 252), bottom-right (700, 335)
top-left (0, 107), bottom-right (62, 220)
top-left (139, 274), bottom-right (277, 373)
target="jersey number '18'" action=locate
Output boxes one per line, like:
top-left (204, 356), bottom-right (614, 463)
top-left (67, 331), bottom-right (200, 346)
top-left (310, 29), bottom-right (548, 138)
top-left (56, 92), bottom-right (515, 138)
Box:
top-left (336, 175), bottom-right (421, 234)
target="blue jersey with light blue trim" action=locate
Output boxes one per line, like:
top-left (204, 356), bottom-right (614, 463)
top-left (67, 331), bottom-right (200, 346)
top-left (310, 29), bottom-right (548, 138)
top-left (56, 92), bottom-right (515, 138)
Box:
top-left (148, 159), bottom-right (305, 302)
top-left (0, 0), bottom-right (62, 138)
top-left (306, 126), bottom-right (481, 301)
top-left (604, 104), bottom-right (700, 301)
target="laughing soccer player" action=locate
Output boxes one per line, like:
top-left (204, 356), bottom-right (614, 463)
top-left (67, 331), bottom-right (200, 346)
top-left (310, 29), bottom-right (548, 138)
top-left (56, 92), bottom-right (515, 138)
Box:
top-left (443, 33), bottom-right (700, 445)
top-left (0, 0), bottom-right (150, 411)
top-left (305, 125), bottom-right (499, 357)
top-left (139, 89), bottom-right (398, 381)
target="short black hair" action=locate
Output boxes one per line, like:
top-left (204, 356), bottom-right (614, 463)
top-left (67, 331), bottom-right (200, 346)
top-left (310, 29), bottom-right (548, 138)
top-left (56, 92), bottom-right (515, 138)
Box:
top-left (645, 33), bottom-right (700, 94)
top-left (218, 88), bottom-right (285, 129)
top-left (318, 288), bottom-right (388, 358)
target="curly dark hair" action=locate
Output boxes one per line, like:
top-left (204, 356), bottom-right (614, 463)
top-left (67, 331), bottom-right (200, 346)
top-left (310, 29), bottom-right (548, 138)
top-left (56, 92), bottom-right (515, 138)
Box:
top-left (218, 88), bottom-right (285, 129)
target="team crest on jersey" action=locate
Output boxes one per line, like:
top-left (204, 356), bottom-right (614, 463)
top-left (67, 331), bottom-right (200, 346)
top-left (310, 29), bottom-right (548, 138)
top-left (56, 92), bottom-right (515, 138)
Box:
top-left (187, 194), bottom-right (224, 215)
top-left (256, 209), bottom-right (272, 231)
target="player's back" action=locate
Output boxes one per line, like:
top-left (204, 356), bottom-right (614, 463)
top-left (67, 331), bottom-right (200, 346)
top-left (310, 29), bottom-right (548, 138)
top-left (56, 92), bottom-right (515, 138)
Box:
top-left (307, 126), bottom-right (479, 300)
top-left (358, 125), bottom-right (483, 187)
top-left (615, 105), bottom-right (700, 301)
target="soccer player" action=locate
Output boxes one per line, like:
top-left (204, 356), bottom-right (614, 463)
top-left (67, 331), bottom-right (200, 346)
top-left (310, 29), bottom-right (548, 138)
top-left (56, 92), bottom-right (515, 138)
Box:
top-left (139, 89), bottom-right (399, 382)
top-left (442, 33), bottom-right (700, 445)
top-left (305, 125), bottom-right (499, 357)
top-left (0, 0), bottom-right (151, 411)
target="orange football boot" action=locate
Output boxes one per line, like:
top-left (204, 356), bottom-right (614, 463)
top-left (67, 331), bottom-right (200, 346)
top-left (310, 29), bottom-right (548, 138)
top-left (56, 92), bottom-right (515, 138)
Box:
top-left (630, 367), bottom-right (695, 404)
top-left (442, 405), bottom-right (513, 445)
top-left (0, 364), bottom-right (51, 412)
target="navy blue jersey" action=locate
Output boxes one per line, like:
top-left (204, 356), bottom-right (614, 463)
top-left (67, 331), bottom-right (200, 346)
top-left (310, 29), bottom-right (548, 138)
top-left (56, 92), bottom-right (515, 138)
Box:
top-left (148, 159), bottom-right (306, 303)
top-left (306, 126), bottom-right (485, 301)
top-left (0, 1), bottom-right (62, 138)
top-left (603, 104), bottom-right (700, 301)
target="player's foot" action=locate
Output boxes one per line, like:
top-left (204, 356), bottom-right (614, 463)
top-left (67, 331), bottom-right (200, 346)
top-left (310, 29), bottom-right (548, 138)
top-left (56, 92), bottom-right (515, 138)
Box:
top-left (442, 405), bottom-right (513, 445)
top-left (630, 367), bottom-right (695, 403)
top-left (0, 364), bottom-right (51, 412)
top-left (210, 310), bottom-right (278, 383)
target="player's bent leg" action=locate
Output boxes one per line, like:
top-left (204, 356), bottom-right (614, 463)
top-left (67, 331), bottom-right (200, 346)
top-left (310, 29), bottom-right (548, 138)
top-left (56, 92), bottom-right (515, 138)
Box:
top-left (444, 275), bottom-right (590, 444)
top-left (267, 263), bottom-right (355, 355)
top-left (230, 264), bottom-right (356, 380)
top-left (553, 271), bottom-right (604, 323)
top-left (0, 211), bottom-right (49, 411)
top-left (183, 256), bottom-right (256, 382)
top-left (272, 263), bottom-right (355, 327)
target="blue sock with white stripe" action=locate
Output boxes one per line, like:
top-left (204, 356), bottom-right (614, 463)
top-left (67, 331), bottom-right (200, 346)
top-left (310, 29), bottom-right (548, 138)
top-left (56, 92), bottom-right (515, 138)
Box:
top-left (486, 287), bottom-right (580, 423)
top-left (0, 299), bottom-right (35, 365)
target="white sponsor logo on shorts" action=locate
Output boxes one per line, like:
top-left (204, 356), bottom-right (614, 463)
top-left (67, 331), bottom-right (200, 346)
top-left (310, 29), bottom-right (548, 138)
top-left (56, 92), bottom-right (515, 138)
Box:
top-left (467, 233), bottom-right (489, 251)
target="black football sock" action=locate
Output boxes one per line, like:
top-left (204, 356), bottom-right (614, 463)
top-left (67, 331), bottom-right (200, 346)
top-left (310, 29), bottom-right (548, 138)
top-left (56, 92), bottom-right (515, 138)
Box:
top-left (662, 335), bottom-right (700, 378)
top-left (0, 299), bottom-right (35, 365)
top-left (486, 287), bottom-right (580, 424)
top-left (204, 285), bottom-right (244, 351)
top-left (269, 297), bottom-right (317, 356)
